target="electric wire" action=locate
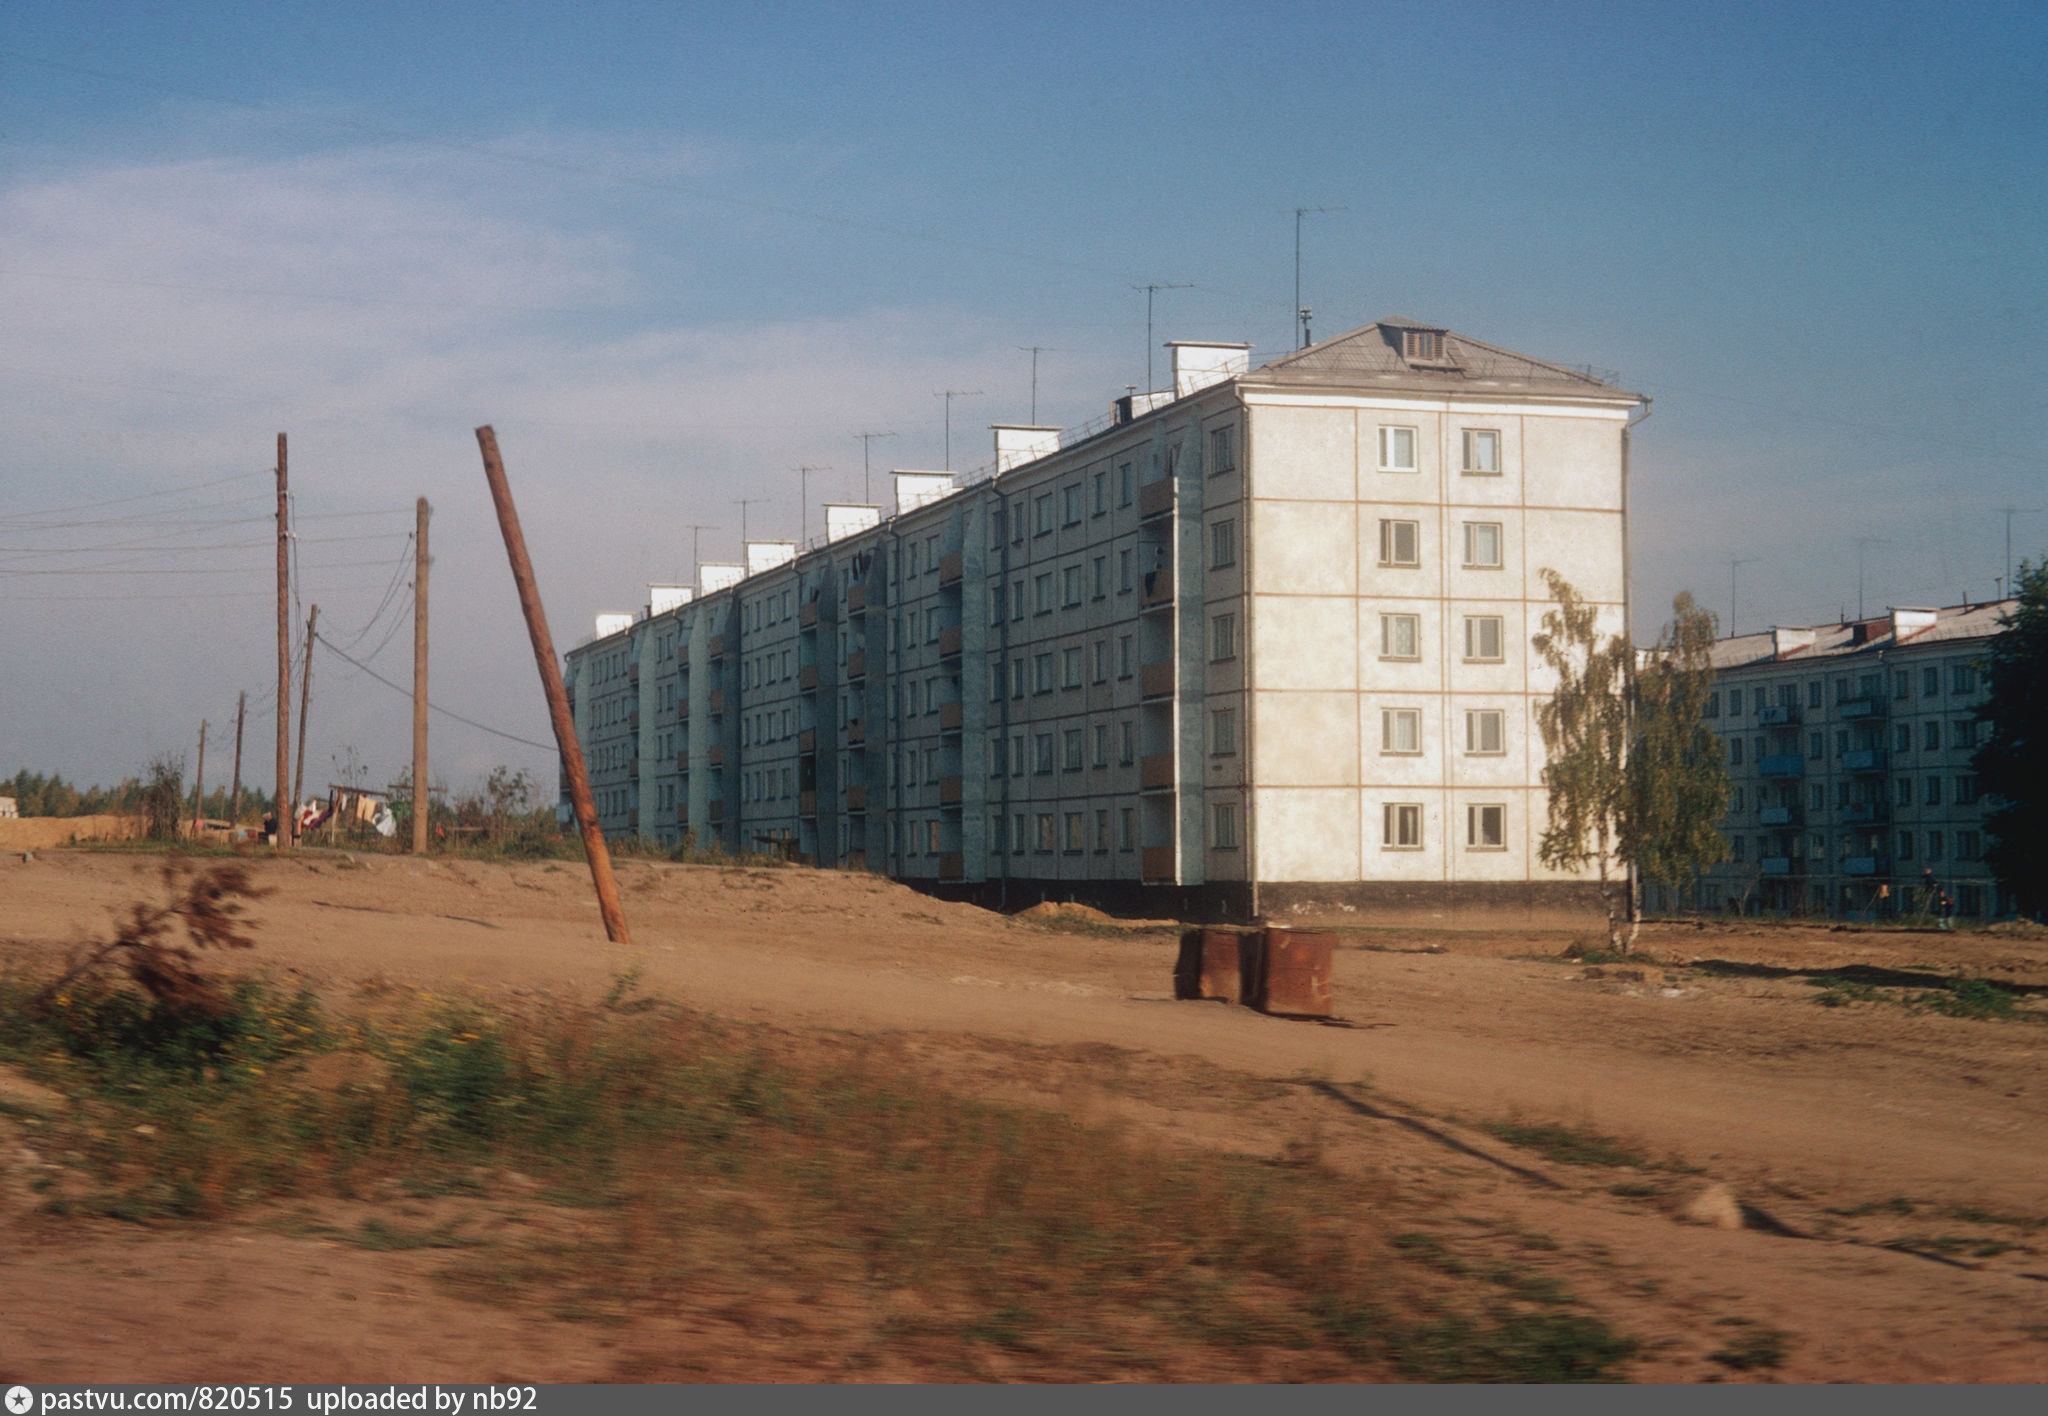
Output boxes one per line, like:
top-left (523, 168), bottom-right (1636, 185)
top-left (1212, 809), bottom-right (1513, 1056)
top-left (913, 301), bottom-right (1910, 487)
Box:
top-left (313, 629), bottom-right (556, 753)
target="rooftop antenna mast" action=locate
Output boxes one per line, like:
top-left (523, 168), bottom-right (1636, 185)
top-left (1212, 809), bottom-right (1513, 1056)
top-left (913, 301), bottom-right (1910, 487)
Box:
top-left (1855, 537), bottom-right (1891, 620)
top-left (1729, 555), bottom-right (1758, 636)
top-left (852, 431), bottom-right (896, 504)
top-left (686, 523), bottom-right (717, 583)
top-left (934, 389), bottom-right (983, 472)
top-left (2002, 507), bottom-right (2041, 594)
top-left (792, 465), bottom-right (828, 545)
top-left (1294, 205), bottom-right (1347, 349)
top-left (734, 498), bottom-right (763, 547)
top-left (1129, 282), bottom-right (1192, 392)
top-left (1017, 346), bottom-right (1059, 424)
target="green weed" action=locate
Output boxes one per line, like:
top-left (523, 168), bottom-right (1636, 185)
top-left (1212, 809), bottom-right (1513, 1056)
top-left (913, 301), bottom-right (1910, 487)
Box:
top-left (1484, 1120), bottom-right (1651, 1170)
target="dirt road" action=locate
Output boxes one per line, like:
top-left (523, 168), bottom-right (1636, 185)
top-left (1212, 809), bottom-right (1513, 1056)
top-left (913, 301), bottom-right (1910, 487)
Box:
top-left (4, 850), bottom-right (2045, 1381)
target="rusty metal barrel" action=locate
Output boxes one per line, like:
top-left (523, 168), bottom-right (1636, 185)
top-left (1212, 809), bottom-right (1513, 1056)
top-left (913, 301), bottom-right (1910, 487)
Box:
top-left (1255, 929), bottom-right (1334, 1017)
top-left (1174, 928), bottom-right (1260, 1004)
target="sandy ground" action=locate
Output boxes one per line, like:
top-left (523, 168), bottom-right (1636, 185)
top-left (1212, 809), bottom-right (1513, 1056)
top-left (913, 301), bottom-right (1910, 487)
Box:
top-left (3, 848), bottom-right (2047, 1382)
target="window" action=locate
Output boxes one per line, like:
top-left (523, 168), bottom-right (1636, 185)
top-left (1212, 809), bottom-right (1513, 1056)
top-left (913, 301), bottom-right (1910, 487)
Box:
top-left (1212, 707), bottom-right (1237, 756)
top-left (1925, 830), bottom-right (1945, 861)
top-left (1462, 616), bottom-right (1504, 662)
top-left (1093, 471), bottom-right (1108, 515)
top-left (1956, 774), bottom-right (1979, 805)
top-left (1897, 830), bottom-right (1914, 861)
top-left (1036, 814), bottom-right (1055, 853)
top-left (1118, 635), bottom-right (1134, 678)
top-left (1010, 733), bottom-right (1025, 776)
top-left (990, 585), bottom-right (1005, 626)
top-left (1093, 724), bottom-right (1110, 768)
top-left (1894, 669), bottom-right (1911, 700)
top-left (989, 507), bottom-right (1006, 548)
top-left (1063, 729), bottom-right (1083, 771)
top-left (1957, 829), bottom-right (1980, 860)
top-left (1461, 521), bottom-right (1502, 569)
top-left (1064, 812), bottom-right (1085, 852)
top-left (1034, 495), bottom-right (1054, 536)
top-left (1924, 775), bottom-right (1943, 806)
top-left (1034, 734), bottom-right (1054, 774)
top-left (1034, 573), bottom-right (1053, 614)
top-left (1092, 639), bottom-right (1109, 683)
top-left (1092, 556), bottom-right (1107, 598)
top-left (1807, 679), bottom-right (1823, 709)
top-left (1894, 723), bottom-right (1912, 753)
top-left (1119, 807), bottom-right (1135, 850)
top-left (1211, 613), bottom-right (1237, 662)
top-left (1461, 429), bottom-right (1500, 475)
top-left (1384, 803), bottom-right (1423, 848)
top-left (1730, 738), bottom-right (1744, 766)
top-left (1467, 804), bottom-right (1505, 849)
top-left (1952, 663), bottom-right (1977, 694)
top-left (1012, 812), bottom-right (1028, 851)
top-left (1923, 719), bottom-right (1941, 750)
top-left (1063, 565), bottom-right (1083, 606)
top-left (1922, 666), bottom-right (1940, 697)
top-left (1465, 708), bottom-right (1505, 754)
top-left (1009, 658), bottom-right (1025, 699)
top-left (1095, 809), bottom-right (1110, 852)
top-left (1033, 653), bottom-right (1053, 694)
top-left (1118, 462), bottom-right (1134, 507)
top-left (1378, 425), bottom-right (1418, 472)
top-left (1212, 802), bottom-right (1240, 850)
top-left (1063, 484), bottom-right (1083, 525)
top-left (1118, 548), bottom-right (1134, 593)
top-left (1379, 519), bottom-right (1420, 567)
top-left (1382, 708), bottom-right (1422, 754)
top-left (1211, 518), bottom-right (1237, 569)
top-left (1062, 646), bottom-right (1083, 688)
top-left (1381, 613), bottom-right (1421, 660)
top-left (1209, 425), bottom-right (1236, 473)
top-left (1011, 579), bottom-right (1025, 621)
top-left (1894, 776), bottom-right (1913, 806)
top-left (1119, 720), bottom-right (1135, 765)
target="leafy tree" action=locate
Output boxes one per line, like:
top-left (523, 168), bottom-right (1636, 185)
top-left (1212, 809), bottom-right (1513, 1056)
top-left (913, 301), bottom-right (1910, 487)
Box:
top-left (1532, 571), bottom-right (1730, 951)
top-left (1976, 561), bottom-right (2048, 916)
top-left (139, 754), bottom-right (186, 841)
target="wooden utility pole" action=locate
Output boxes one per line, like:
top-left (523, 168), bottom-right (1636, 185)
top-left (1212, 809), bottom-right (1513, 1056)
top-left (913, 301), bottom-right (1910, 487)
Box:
top-left (191, 719), bottom-right (208, 837)
top-left (229, 690), bottom-right (246, 831)
top-left (292, 604), bottom-right (318, 823)
top-left (413, 498), bottom-right (431, 855)
top-left (475, 425), bottom-right (632, 945)
top-left (275, 433), bottom-right (291, 848)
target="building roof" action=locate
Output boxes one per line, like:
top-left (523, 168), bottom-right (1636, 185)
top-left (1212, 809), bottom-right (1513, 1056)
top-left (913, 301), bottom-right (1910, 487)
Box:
top-left (1245, 317), bottom-right (1642, 402)
top-left (1710, 600), bottom-right (2015, 672)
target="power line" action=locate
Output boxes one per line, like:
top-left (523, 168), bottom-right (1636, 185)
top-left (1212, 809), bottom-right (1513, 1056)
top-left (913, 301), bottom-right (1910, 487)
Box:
top-left (313, 630), bottom-right (556, 753)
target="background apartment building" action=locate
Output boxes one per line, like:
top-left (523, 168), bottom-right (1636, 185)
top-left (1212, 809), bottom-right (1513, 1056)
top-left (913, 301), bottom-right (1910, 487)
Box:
top-left (1666, 602), bottom-right (2012, 920)
top-left (563, 318), bottom-right (1645, 919)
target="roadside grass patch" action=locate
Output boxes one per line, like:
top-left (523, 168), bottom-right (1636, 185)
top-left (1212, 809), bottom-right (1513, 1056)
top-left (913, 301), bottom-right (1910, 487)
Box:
top-left (0, 965), bottom-right (1638, 1381)
top-left (1483, 1119), bottom-right (1652, 1170)
top-left (1709, 1317), bottom-right (1793, 1372)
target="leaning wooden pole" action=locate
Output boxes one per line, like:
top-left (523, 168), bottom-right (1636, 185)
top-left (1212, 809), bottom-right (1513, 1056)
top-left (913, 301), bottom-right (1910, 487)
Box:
top-left (412, 498), bottom-right (431, 855)
top-left (475, 426), bottom-right (632, 945)
top-left (275, 433), bottom-right (292, 849)
top-left (292, 604), bottom-right (318, 827)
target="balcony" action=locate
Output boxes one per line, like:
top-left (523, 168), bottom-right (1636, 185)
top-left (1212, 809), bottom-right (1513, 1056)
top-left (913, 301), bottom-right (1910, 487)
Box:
top-left (1140, 661), bottom-right (1175, 700)
top-left (1759, 805), bottom-right (1800, 827)
top-left (1759, 857), bottom-right (1799, 877)
top-left (1141, 846), bottom-right (1176, 882)
top-left (1141, 753), bottom-right (1175, 791)
top-left (1758, 754), bottom-right (1803, 778)
top-left (708, 634), bottom-right (725, 660)
top-left (1758, 705), bottom-right (1800, 726)
top-left (1842, 856), bottom-right (1885, 877)
top-left (675, 752), bottom-right (689, 771)
top-left (938, 624), bottom-right (963, 659)
top-left (938, 700), bottom-right (963, 732)
top-left (708, 689), bottom-right (725, 716)
top-left (627, 662), bottom-right (639, 684)
top-left (677, 698), bottom-right (690, 720)
top-left (1140, 567), bottom-right (1174, 609)
top-left (1842, 802), bottom-right (1888, 824)
top-left (799, 601), bottom-right (819, 629)
top-left (1838, 697), bottom-right (1885, 719)
top-left (799, 791), bottom-right (817, 818)
top-left (1138, 479), bottom-right (1174, 520)
top-left (708, 800), bottom-right (723, 823)
top-left (1843, 748), bottom-right (1888, 773)
top-left (627, 711), bottom-right (640, 732)
top-left (939, 551), bottom-right (963, 587)
top-left (846, 720), bottom-right (865, 746)
top-left (938, 851), bottom-right (965, 881)
top-left (846, 650), bottom-right (867, 680)
top-left (939, 776), bottom-right (963, 806)
top-left (847, 584), bottom-right (866, 615)
top-left (707, 744), bottom-right (725, 767)
top-left (798, 728), bottom-right (817, 754)
top-left (676, 802), bottom-right (688, 824)
top-left (799, 664), bottom-right (819, 692)
top-left (846, 784), bottom-right (866, 812)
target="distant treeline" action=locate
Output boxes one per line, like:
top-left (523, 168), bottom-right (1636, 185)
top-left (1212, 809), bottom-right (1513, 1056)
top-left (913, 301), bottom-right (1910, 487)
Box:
top-left (5, 769), bottom-right (276, 822)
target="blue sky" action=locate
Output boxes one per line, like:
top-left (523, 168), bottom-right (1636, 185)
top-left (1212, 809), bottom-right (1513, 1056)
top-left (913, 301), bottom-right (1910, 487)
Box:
top-left (3, 2), bottom-right (2043, 794)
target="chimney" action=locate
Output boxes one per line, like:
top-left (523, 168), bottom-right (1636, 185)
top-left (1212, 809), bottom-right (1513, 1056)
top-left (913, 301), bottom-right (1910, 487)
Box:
top-left (647, 584), bottom-right (693, 616)
top-left (745, 541), bottom-right (797, 575)
top-left (697, 562), bottom-right (744, 594)
top-left (891, 471), bottom-right (955, 514)
top-left (1890, 607), bottom-right (1939, 642)
top-left (992, 424), bottom-right (1060, 473)
top-left (823, 503), bottom-right (881, 543)
top-left (593, 612), bottom-right (633, 639)
top-left (1770, 626), bottom-right (1816, 658)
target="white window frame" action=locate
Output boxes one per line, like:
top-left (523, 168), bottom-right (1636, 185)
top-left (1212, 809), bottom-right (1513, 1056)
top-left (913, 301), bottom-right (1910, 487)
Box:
top-left (1463, 615), bottom-right (1504, 663)
top-left (1464, 708), bottom-right (1505, 755)
top-left (1378, 425), bottom-right (1418, 473)
top-left (1381, 707), bottom-right (1422, 755)
top-left (1379, 519), bottom-right (1421, 567)
top-left (1461, 521), bottom-right (1503, 569)
top-left (1211, 801), bottom-right (1240, 850)
top-left (1466, 803), bottom-right (1506, 850)
top-left (1383, 802), bottom-right (1423, 849)
top-left (1380, 612), bottom-right (1421, 661)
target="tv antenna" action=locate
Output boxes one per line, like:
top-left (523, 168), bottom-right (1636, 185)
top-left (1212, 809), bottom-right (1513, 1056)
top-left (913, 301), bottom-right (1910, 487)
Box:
top-left (1129, 282), bottom-right (1192, 391)
top-left (1729, 555), bottom-right (1759, 636)
top-left (686, 523), bottom-right (718, 583)
top-left (1294, 205), bottom-right (1347, 348)
top-left (1017, 346), bottom-right (1060, 425)
top-left (734, 498), bottom-right (763, 547)
top-left (934, 389), bottom-right (983, 472)
top-left (2002, 507), bottom-right (2041, 594)
top-left (851, 431), bottom-right (896, 504)
top-left (792, 465), bottom-right (828, 544)
top-left (1854, 537), bottom-right (1891, 620)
